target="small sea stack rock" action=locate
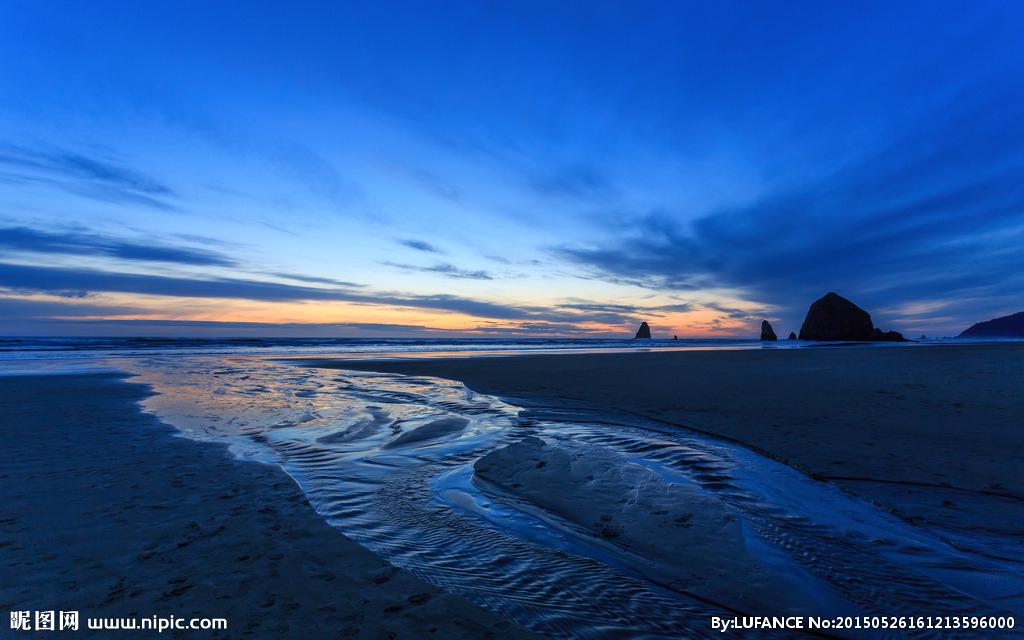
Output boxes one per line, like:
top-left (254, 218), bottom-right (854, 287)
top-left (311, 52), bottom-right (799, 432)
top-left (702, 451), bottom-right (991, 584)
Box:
top-left (788, 331), bottom-right (797, 340)
top-left (760, 320), bottom-right (777, 341)
top-left (634, 322), bottom-right (652, 339)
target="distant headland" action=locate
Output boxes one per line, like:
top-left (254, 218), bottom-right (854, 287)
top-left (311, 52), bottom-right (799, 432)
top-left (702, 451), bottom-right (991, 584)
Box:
top-left (959, 311), bottom-right (1024, 338)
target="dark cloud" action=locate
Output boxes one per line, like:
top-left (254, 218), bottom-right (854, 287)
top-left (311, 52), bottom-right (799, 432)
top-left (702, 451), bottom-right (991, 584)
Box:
top-left (0, 226), bottom-right (235, 267)
top-left (398, 239), bottom-right (444, 254)
top-left (0, 315), bottom-right (636, 339)
top-left (382, 261), bottom-right (494, 280)
top-left (0, 297), bottom-right (157, 318)
top-left (0, 144), bottom-right (177, 210)
top-left (0, 262), bottom-right (547, 321)
top-left (0, 226), bottom-right (377, 294)
top-left (557, 87), bottom-right (1024, 332)
top-left (0, 262), bottom-right (665, 331)
top-left (0, 316), bottom-right (452, 337)
top-left (0, 293), bottom-right (445, 335)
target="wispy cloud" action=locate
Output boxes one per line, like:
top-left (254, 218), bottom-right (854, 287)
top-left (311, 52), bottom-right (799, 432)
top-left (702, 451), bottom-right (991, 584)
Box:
top-left (0, 262), bottom-right (538, 320)
top-left (557, 300), bottom-right (693, 315)
top-left (0, 225), bottom-right (376, 291)
top-left (0, 313), bottom-right (454, 337)
top-left (0, 262), bottom-right (667, 331)
top-left (530, 164), bottom-right (614, 200)
top-left (0, 226), bottom-right (235, 266)
top-left (0, 144), bottom-right (177, 210)
top-left (398, 238), bottom-right (445, 254)
top-left (264, 272), bottom-right (365, 288)
top-left (382, 261), bottom-right (494, 280)
top-left (405, 169), bottom-right (461, 203)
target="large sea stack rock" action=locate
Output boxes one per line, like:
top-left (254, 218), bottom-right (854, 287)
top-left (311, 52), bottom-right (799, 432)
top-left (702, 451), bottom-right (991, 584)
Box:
top-left (959, 311), bottom-right (1024, 338)
top-left (760, 320), bottom-right (777, 341)
top-left (798, 292), bottom-right (875, 341)
top-left (799, 292), bottom-right (908, 341)
top-left (634, 322), bottom-right (652, 339)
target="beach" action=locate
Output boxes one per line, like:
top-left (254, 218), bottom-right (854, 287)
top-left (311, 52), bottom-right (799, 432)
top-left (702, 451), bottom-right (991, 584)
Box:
top-left (2, 342), bottom-right (1021, 639)
top-left (0, 373), bottom-right (539, 639)
top-left (300, 343), bottom-right (1024, 560)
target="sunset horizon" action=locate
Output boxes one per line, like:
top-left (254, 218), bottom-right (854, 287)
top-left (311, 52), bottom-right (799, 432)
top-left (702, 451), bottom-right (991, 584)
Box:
top-left (3, 2), bottom-right (1022, 339)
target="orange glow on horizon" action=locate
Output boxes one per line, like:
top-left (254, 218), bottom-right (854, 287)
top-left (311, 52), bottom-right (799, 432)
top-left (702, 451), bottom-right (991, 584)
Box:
top-left (10, 291), bottom-right (762, 337)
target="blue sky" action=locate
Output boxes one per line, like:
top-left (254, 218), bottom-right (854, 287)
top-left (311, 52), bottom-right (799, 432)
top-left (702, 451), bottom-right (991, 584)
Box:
top-left (0, 0), bottom-right (1021, 337)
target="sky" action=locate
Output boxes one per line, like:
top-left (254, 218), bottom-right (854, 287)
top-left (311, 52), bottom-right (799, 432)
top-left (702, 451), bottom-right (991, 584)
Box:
top-left (0, 0), bottom-right (1022, 338)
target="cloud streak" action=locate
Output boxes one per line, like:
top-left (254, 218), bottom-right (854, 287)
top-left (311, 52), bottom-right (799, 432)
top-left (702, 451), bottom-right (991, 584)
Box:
top-left (0, 226), bottom-right (235, 267)
top-left (0, 258), bottom-right (693, 332)
top-left (0, 297), bottom-right (158, 318)
top-left (382, 261), bottom-right (494, 280)
top-left (398, 239), bottom-right (444, 254)
top-left (264, 272), bottom-right (365, 288)
top-left (0, 315), bottom-right (453, 337)
top-left (0, 144), bottom-right (177, 210)
top-left (0, 262), bottom-right (600, 322)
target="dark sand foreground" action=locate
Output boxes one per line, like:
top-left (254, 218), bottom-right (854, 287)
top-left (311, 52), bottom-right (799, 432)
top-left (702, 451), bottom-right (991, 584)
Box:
top-left (300, 343), bottom-right (1024, 555)
top-left (0, 374), bottom-right (539, 639)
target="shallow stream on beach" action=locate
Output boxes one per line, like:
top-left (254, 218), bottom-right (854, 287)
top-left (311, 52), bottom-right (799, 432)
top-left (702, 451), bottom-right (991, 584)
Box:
top-left (118, 355), bottom-right (1021, 639)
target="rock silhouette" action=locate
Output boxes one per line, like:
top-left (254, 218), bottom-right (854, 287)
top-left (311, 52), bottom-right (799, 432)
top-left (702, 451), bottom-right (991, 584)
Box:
top-left (798, 292), bottom-right (907, 341)
top-left (788, 332), bottom-right (797, 340)
top-left (959, 311), bottom-right (1024, 338)
top-left (760, 320), bottom-right (777, 341)
top-left (634, 322), bottom-right (651, 339)
top-left (872, 328), bottom-right (908, 342)
top-left (798, 293), bottom-right (873, 341)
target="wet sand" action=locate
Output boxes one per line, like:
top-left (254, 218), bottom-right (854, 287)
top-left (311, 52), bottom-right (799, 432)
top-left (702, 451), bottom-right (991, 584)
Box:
top-left (0, 373), bottom-right (539, 639)
top-left (297, 343), bottom-right (1024, 554)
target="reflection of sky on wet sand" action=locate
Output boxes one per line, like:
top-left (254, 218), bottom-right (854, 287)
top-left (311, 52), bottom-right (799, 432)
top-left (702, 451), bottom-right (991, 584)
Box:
top-left (111, 354), bottom-right (1024, 638)
top-left (1, 345), bottom-right (1018, 636)
top-left (125, 355), bottom-right (518, 464)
